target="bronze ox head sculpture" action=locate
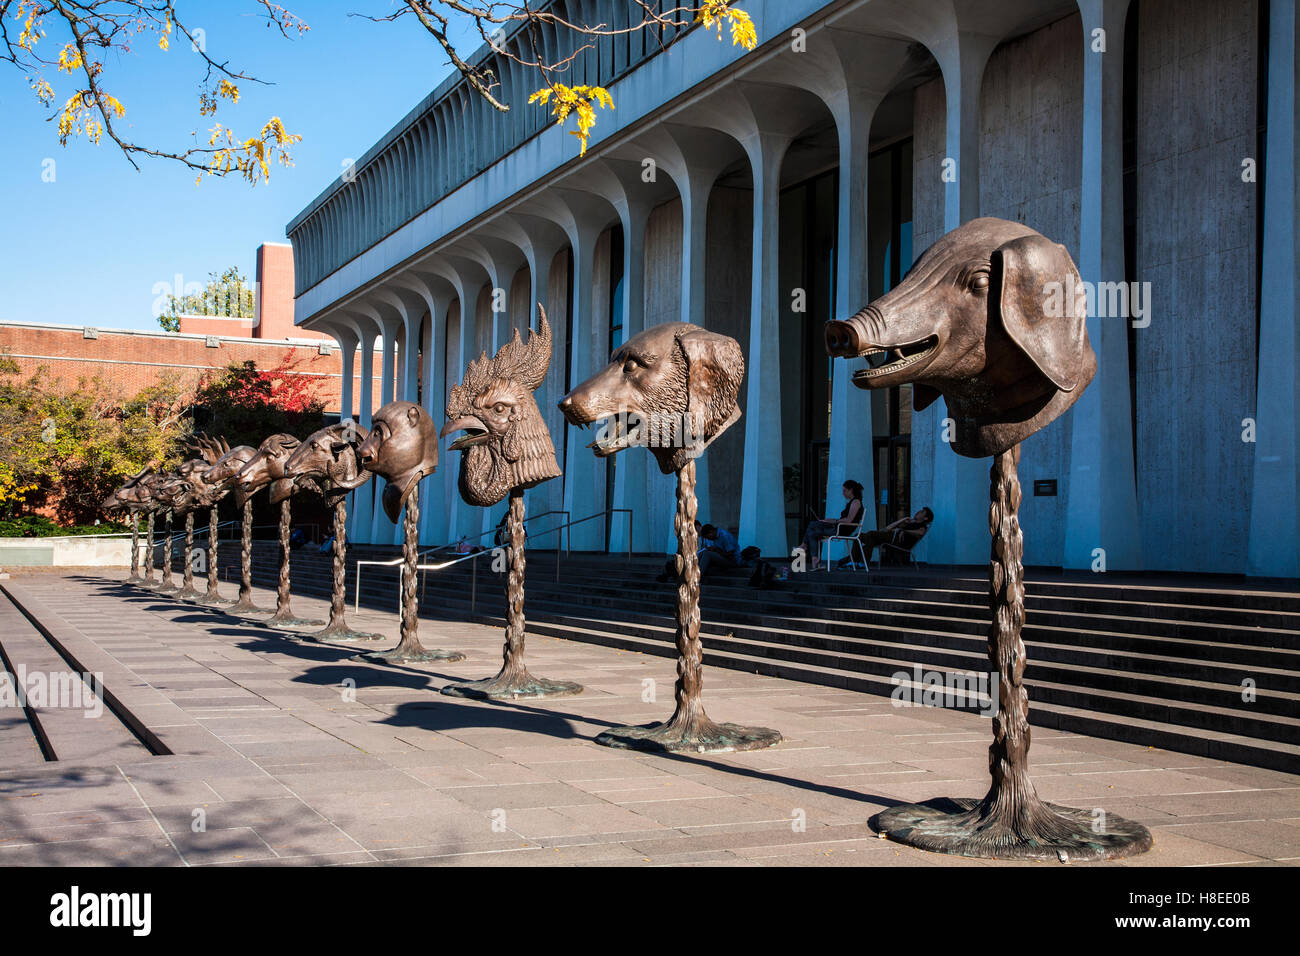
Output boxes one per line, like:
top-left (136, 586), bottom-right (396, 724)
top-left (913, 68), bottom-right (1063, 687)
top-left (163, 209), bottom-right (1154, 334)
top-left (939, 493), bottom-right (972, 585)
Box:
top-left (103, 463), bottom-right (158, 516)
top-left (356, 402), bottom-right (439, 522)
top-left (824, 217), bottom-right (1095, 457)
top-left (441, 307), bottom-right (561, 507)
top-left (558, 321), bottom-right (745, 474)
top-left (236, 434), bottom-right (314, 505)
top-left (282, 422), bottom-right (373, 506)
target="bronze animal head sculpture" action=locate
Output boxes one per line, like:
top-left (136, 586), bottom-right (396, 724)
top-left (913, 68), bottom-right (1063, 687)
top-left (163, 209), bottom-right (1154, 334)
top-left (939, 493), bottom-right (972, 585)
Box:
top-left (282, 422), bottom-right (372, 505)
top-left (558, 321), bottom-right (745, 474)
top-left (442, 308), bottom-right (561, 507)
top-left (236, 434), bottom-right (307, 505)
top-left (203, 444), bottom-right (259, 508)
top-left (104, 464), bottom-right (155, 515)
top-left (824, 217), bottom-right (1095, 457)
top-left (356, 401), bottom-right (439, 523)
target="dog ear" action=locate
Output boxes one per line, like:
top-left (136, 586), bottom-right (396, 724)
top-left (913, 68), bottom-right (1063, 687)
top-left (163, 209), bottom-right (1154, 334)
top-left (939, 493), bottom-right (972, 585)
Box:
top-left (993, 234), bottom-right (1090, 392)
top-left (676, 329), bottom-right (744, 443)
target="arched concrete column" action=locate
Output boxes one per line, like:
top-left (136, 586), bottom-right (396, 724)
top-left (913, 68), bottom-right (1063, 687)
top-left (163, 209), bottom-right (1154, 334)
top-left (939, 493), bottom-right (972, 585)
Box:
top-left (337, 309), bottom-right (379, 545)
top-left (419, 253), bottom-right (492, 543)
top-left (459, 235), bottom-right (527, 352)
top-left (921, 25), bottom-right (1000, 567)
top-left (761, 27), bottom-right (914, 529)
top-left (480, 213), bottom-right (570, 525)
top-left (354, 300), bottom-right (404, 544)
top-left (1059, 0), bottom-right (1143, 572)
top-left (674, 82), bottom-right (827, 558)
top-left (1248, 0), bottom-right (1299, 576)
top-left (393, 269), bottom-right (456, 547)
top-left (517, 188), bottom-right (620, 551)
top-left (610, 124), bottom-right (744, 551)
top-left (558, 157), bottom-right (676, 554)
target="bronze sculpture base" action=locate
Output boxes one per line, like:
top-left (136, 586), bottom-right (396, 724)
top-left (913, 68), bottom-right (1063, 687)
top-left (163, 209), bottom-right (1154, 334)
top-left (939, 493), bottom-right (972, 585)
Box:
top-left (595, 715), bottom-right (782, 754)
top-left (310, 624), bottom-right (385, 644)
top-left (441, 671), bottom-right (582, 701)
top-left (870, 447), bottom-right (1151, 860)
top-left (354, 487), bottom-right (462, 665)
top-left (265, 615), bottom-right (326, 631)
top-left (873, 798), bottom-right (1153, 862)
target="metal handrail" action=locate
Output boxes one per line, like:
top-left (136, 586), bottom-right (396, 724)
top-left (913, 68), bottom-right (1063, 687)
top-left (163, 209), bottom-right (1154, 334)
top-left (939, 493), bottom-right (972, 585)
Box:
top-left (352, 508), bottom-right (572, 608)
top-left (352, 507), bottom-right (634, 611)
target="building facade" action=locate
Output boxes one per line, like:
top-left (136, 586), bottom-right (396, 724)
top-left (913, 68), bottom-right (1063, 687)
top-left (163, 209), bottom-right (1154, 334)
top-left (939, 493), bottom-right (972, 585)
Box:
top-left (285, 0), bottom-right (1299, 577)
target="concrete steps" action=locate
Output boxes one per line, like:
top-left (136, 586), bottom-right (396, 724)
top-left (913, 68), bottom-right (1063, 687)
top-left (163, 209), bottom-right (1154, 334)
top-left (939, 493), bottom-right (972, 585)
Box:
top-left (183, 543), bottom-right (1300, 773)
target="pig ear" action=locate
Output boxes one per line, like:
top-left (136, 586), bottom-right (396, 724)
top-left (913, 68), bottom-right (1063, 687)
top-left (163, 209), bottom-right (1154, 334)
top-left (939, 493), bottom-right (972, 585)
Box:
top-left (676, 330), bottom-right (745, 443)
top-left (993, 234), bottom-right (1090, 392)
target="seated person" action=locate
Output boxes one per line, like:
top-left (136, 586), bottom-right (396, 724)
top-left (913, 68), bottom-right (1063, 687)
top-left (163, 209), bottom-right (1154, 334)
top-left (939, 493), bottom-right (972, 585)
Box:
top-left (697, 523), bottom-right (740, 580)
top-left (802, 480), bottom-right (865, 570)
top-left (656, 521), bottom-right (739, 582)
top-left (857, 507), bottom-right (934, 564)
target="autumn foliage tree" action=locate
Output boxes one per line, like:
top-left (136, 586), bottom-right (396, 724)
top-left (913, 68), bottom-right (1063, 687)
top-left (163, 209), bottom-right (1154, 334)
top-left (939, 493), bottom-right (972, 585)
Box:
top-left (191, 351), bottom-right (325, 451)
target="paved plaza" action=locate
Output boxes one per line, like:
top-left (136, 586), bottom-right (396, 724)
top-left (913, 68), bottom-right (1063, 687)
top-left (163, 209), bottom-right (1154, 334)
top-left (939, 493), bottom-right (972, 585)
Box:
top-left (1, 570), bottom-right (1297, 867)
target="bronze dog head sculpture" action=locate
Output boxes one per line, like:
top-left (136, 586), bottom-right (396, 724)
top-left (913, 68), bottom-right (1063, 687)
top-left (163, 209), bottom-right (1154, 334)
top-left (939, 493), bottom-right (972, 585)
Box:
top-left (356, 401), bottom-right (439, 522)
top-left (825, 217), bottom-right (1094, 457)
top-left (442, 307), bottom-right (561, 507)
top-left (283, 421), bottom-right (373, 506)
top-left (558, 322), bottom-right (744, 474)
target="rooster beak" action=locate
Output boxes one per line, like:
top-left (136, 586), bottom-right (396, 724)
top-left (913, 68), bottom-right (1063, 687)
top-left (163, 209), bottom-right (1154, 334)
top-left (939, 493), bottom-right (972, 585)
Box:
top-left (442, 415), bottom-right (490, 452)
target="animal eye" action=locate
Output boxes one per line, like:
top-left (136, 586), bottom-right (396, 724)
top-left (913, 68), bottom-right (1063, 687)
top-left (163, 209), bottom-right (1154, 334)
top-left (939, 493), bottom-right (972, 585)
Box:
top-left (970, 272), bottom-right (990, 293)
top-left (623, 358), bottom-right (636, 374)
top-left (493, 403), bottom-right (506, 414)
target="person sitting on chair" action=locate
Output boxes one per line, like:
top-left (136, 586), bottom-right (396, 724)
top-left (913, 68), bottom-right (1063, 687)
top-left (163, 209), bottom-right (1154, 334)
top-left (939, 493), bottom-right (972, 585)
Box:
top-left (858, 507), bottom-right (934, 564)
top-left (802, 480), bottom-right (865, 570)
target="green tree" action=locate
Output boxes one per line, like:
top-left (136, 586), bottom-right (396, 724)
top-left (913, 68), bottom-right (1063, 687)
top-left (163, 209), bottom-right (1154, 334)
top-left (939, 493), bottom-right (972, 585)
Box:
top-left (0, 358), bottom-right (190, 523)
top-left (156, 265), bottom-right (256, 332)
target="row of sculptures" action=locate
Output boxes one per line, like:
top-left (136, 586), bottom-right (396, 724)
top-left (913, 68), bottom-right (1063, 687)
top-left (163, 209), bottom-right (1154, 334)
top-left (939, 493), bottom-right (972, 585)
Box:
top-left (101, 219), bottom-right (1151, 861)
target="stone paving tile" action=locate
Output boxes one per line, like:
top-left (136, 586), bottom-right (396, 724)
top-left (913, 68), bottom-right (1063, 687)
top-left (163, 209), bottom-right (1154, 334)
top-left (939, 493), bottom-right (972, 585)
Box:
top-left (2, 570), bottom-right (1297, 867)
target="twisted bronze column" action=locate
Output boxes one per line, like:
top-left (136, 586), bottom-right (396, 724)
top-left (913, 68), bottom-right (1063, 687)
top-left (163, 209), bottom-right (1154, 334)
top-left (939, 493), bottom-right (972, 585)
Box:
top-left (443, 488), bottom-right (580, 699)
top-left (176, 511), bottom-right (202, 600)
top-left (358, 485), bottom-right (463, 664)
top-left (126, 514), bottom-right (142, 584)
top-left (142, 512), bottom-right (156, 586)
top-left (595, 459), bottom-right (780, 753)
top-left (264, 498), bottom-right (321, 630)
top-left (226, 499), bottom-right (266, 615)
top-left (156, 511), bottom-right (179, 594)
top-left (310, 499), bottom-right (381, 643)
top-left (874, 447), bottom-right (1152, 859)
top-left (195, 507), bottom-right (224, 605)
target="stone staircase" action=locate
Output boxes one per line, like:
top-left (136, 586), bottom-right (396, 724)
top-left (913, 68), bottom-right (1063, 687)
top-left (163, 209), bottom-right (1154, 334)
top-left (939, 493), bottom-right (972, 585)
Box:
top-left (185, 541), bottom-right (1300, 774)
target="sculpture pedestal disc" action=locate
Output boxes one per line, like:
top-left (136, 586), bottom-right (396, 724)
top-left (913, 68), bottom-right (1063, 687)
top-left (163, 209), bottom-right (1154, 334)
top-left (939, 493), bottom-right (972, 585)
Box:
top-left (593, 460), bottom-right (779, 754)
top-left (442, 490), bottom-right (580, 700)
top-left (354, 486), bottom-right (463, 664)
top-left (872, 447), bottom-right (1151, 860)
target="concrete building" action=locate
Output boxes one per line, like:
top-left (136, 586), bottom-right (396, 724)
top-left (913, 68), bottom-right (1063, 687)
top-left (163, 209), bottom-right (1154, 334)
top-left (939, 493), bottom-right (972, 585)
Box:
top-left (285, 0), bottom-right (1297, 576)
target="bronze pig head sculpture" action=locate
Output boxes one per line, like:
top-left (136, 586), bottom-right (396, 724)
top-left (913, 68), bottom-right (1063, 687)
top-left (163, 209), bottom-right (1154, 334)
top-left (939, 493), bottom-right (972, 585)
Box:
top-left (356, 401), bottom-right (439, 523)
top-left (442, 307), bottom-right (561, 507)
top-left (283, 421), bottom-right (373, 506)
top-left (558, 321), bottom-right (744, 474)
top-left (825, 217), bottom-right (1095, 458)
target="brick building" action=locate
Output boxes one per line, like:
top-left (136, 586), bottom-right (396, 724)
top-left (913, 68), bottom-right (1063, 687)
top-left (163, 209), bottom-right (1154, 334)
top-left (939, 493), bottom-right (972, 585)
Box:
top-left (0, 243), bottom-right (381, 416)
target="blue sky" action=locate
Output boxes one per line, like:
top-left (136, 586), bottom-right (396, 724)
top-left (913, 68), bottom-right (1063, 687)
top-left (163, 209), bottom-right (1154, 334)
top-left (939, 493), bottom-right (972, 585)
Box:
top-left (0, 1), bottom-right (481, 332)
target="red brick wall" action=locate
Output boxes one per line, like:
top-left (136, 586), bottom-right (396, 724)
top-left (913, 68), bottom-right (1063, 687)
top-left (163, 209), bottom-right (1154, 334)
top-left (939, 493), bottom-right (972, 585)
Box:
top-left (256, 243), bottom-right (330, 342)
top-left (0, 323), bottom-right (383, 416)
